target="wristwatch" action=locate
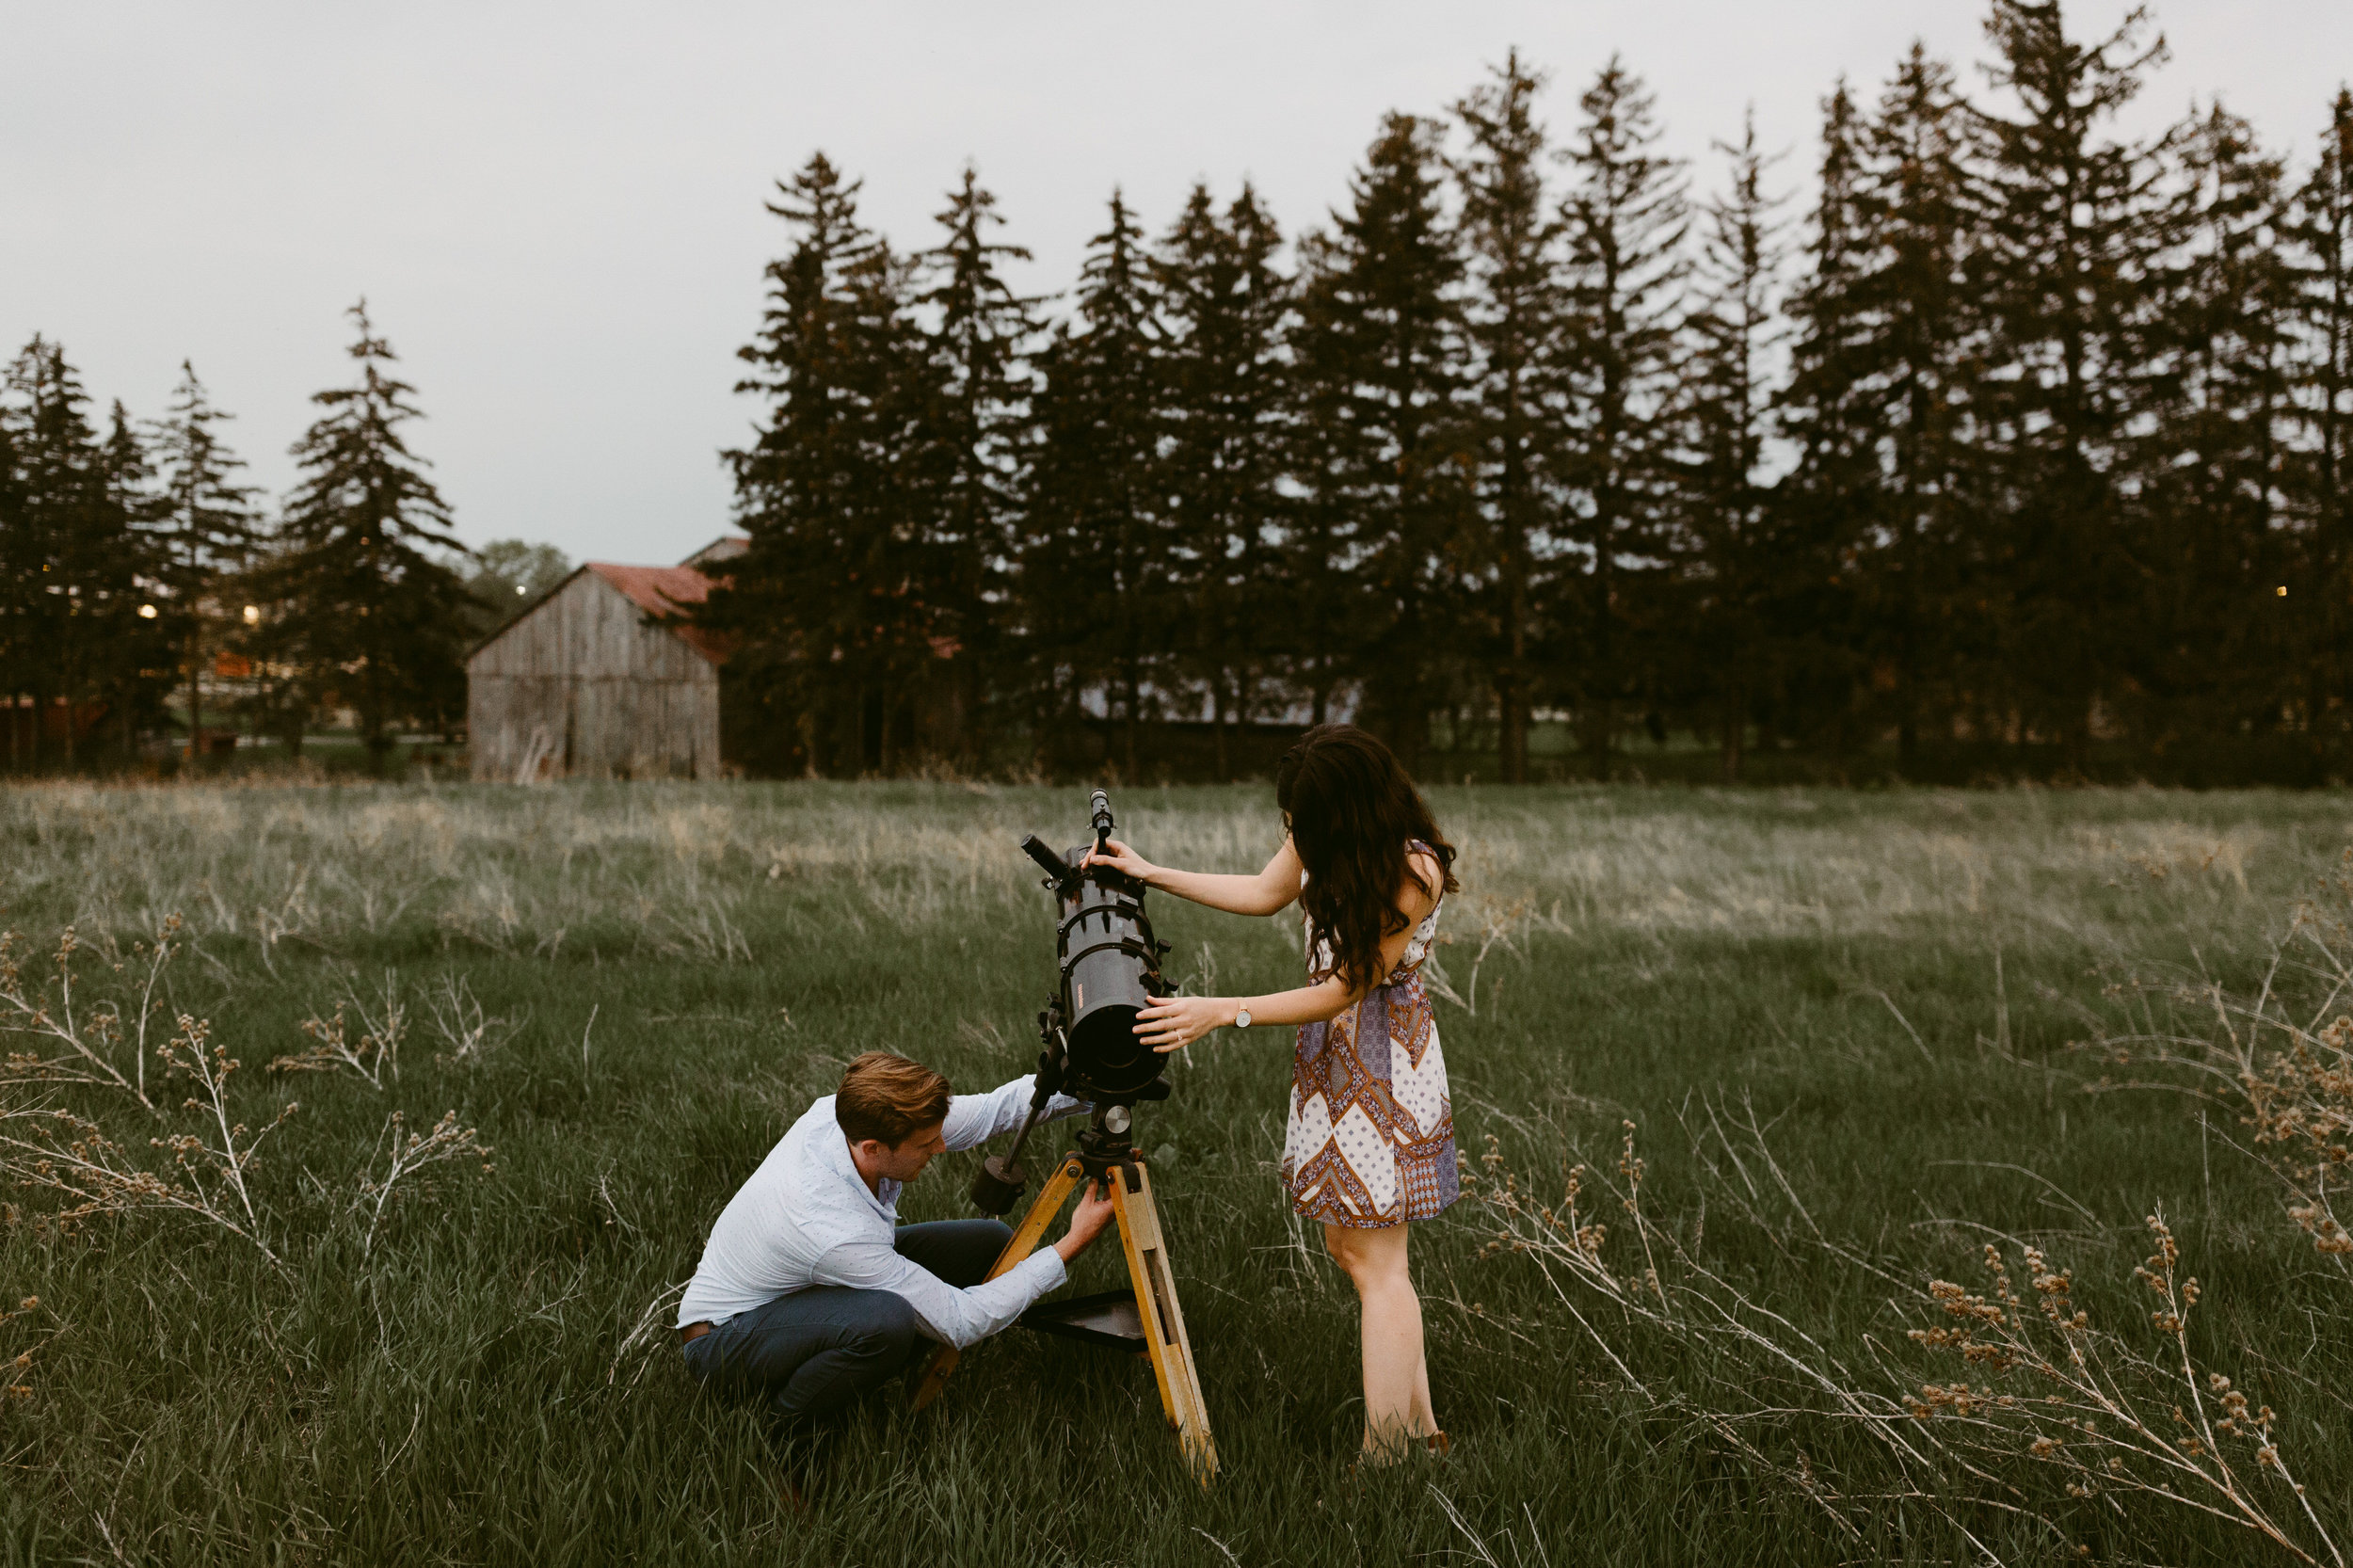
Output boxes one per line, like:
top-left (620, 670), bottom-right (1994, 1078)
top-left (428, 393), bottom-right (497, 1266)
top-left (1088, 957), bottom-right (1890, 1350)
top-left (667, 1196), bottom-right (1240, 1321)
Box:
top-left (1232, 1005), bottom-right (1253, 1029)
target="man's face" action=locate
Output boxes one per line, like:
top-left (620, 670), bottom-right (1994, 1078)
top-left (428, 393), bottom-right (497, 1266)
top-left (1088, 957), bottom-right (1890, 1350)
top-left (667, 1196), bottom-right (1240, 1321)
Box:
top-left (857, 1121), bottom-right (948, 1185)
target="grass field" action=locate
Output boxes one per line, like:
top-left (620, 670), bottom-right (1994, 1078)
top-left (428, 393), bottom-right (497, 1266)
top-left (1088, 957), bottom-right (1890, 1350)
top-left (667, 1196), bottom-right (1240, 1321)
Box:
top-left (3, 780), bottom-right (2350, 1566)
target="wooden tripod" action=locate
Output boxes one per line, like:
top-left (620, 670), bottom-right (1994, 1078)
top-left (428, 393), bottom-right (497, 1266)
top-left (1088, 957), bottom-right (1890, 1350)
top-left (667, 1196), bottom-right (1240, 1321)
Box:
top-left (909, 1150), bottom-right (1218, 1482)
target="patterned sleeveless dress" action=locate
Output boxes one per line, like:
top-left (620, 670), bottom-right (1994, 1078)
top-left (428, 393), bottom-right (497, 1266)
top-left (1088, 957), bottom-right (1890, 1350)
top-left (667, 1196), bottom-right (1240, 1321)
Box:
top-left (1279, 844), bottom-right (1458, 1229)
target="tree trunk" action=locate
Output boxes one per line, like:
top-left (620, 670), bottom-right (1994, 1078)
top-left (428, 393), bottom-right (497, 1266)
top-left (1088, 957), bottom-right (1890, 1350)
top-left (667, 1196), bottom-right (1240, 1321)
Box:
top-left (1121, 666), bottom-right (1139, 783)
top-left (1497, 678), bottom-right (1528, 785)
top-left (1497, 536), bottom-right (1529, 784)
top-left (186, 625), bottom-right (205, 765)
top-left (1212, 683), bottom-right (1230, 782)
top-left (1582, 546), bottom-right (1617, 780)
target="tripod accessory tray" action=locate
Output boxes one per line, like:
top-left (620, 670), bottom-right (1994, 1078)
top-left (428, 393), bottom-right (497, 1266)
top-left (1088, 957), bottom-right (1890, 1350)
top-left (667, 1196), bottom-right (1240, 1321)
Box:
top-left (1019, 1288), bottom-right (1146, 1352)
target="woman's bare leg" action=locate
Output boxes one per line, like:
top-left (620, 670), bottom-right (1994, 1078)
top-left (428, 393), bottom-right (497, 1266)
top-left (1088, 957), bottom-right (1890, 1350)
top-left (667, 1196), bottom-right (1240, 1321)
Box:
top-left (1323, 1221), bottom-right (1439, 1457)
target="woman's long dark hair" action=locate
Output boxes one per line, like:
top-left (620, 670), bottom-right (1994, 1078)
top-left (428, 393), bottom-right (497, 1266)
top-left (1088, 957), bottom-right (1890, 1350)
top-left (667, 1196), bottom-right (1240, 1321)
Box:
top-left (1275, 724), bottom-right (1460, 990)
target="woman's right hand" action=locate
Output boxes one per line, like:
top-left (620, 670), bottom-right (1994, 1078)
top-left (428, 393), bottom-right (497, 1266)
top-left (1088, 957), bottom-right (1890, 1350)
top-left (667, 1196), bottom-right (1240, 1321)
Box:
top-left (1084, 838), bottom-right (1159, 886)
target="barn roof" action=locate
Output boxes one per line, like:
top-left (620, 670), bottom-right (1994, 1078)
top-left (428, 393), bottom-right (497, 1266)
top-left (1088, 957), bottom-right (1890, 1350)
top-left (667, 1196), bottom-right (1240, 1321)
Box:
top-left (584, 562), bottom-right (731, 665)
top-left (468, 538), bottom-right (746, 667)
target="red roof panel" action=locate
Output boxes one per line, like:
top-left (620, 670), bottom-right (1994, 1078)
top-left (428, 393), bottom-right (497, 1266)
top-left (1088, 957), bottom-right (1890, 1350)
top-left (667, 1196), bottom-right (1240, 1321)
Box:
top-left (586, 562), bottom-right (733, 664)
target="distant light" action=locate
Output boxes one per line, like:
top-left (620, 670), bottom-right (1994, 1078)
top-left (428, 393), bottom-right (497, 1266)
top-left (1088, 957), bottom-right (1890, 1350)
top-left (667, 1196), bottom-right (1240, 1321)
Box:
top-left (2278, 585), bottom-right (2288, 598)
top-left (516, 584), bottom-right (528, 596)
top-left (137, 603), bottom-right (158, 619)
top-left (243, 604), bottom-right (262, 624)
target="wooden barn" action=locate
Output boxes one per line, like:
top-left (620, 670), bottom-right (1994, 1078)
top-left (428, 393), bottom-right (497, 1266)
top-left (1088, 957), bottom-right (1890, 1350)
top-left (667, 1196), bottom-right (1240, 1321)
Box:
top-left (466, 537), bottom-right (744, 782)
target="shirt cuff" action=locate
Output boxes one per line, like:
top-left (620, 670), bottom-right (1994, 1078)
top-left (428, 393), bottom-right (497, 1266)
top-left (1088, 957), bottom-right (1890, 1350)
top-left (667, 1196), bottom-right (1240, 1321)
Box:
top-left (1015, 1245), bottom-right (1068, 1299)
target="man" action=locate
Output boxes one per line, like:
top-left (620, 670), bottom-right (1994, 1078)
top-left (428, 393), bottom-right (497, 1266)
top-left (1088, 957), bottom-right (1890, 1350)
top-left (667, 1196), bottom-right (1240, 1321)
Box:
top-left (678, 1050), bottom-right (1112, 1426)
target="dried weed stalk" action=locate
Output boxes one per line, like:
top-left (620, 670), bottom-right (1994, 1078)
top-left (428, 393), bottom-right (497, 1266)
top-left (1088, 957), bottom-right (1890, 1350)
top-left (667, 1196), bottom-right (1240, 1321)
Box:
top-left (1463, 1119), bottom-right (1963, 1548)
top-left (0, 918), bottom-right (183, 1113)
top-left (424, 973), bottom-right (524, 1065)
top-left (1904, 1214), bottom-right (2340, 1566)
top-left (249, 867), bottom-right (318, 979)
top-left (0, 1293), bottom-right (43, 1402)
top-left (608, 1283), bottom-right (688, 1390)
top-left (1466, 1109), bottom-right (2342, 1563)
top-left (274, 971), bottom-right (407, 1088)
top-left (2082, 850), bottom-right (2353, 1276)
top-left (649, 900), bottom-right (750, 964)
top-left (436, 880), bottom-right (527, 956)
top-left (1421, 897), bottom-right (1558, 1016)
top-left (1, 1012), bottom-right (296, 1267)
top-left (354, 1109), bottom-right (493, 1256)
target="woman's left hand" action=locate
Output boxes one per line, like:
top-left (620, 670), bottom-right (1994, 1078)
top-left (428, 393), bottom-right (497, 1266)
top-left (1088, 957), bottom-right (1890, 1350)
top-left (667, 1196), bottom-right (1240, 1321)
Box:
top-left (1134, 995), bottom-right (1233, 1054)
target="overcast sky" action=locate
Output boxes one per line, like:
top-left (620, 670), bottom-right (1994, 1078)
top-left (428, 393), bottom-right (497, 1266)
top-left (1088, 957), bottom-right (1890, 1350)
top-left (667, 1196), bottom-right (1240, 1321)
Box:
top-left (8, 2), bottom-right (2349, 568)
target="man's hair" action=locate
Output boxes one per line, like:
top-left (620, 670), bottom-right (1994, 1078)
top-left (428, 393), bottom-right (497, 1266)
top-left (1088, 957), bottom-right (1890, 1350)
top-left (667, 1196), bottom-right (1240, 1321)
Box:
top-left (836, 1051), bottom-right (952, 1147)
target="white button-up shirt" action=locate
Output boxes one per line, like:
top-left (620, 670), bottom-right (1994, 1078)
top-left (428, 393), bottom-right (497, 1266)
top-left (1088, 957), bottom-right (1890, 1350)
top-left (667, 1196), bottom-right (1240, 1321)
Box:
top-left (677, 1076), bottom-right (1084, 1349)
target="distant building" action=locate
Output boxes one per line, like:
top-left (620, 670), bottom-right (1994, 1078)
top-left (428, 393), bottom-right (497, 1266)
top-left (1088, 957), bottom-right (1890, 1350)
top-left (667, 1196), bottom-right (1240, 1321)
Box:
top-left (466, 537), bottom-right (744, 781)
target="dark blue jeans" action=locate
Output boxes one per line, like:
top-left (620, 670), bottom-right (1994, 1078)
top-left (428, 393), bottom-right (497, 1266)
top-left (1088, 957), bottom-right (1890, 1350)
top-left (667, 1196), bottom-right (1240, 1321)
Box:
top-left (682, 1218), bottom-right (1012, 1425)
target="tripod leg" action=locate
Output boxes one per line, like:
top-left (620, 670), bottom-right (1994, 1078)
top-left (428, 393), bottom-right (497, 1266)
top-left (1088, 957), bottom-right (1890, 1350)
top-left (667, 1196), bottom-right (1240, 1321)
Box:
top-left (1109, 1160), bottom-right (1219, 1482)
top-left (908, 1157), bottom-right (1085, 1412)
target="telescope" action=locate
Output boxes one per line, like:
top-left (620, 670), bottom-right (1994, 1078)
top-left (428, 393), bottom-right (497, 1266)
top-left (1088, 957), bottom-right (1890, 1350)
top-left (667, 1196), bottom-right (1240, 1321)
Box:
top-left (917, 787), bottom-right (1217, 1480)
top-left (969, 789), bottom-right (1172, 1215)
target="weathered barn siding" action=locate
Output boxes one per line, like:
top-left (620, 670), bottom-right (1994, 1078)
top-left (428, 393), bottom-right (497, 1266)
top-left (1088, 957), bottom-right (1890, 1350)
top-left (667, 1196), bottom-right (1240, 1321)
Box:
top-left (468, 568), bottom-right (721, 781)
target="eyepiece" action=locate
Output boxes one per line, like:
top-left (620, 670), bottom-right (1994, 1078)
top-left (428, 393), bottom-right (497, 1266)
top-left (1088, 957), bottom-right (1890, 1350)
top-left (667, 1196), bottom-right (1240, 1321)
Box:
top-left (1090, 790), bottom-right (1114, 849)
top-left (1021, 834), bottom-right (1078, 888)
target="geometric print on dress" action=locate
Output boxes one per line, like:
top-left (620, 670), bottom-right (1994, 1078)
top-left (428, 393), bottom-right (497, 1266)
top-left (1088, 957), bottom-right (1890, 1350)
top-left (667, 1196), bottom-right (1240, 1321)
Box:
top-left (1281, 859), bottom-right (1458, 1231)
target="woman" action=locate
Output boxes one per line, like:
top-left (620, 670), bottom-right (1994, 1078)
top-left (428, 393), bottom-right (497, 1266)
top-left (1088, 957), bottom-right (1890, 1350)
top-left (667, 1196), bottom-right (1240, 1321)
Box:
top-left (1086, 724), bottom-right (1461, 1461)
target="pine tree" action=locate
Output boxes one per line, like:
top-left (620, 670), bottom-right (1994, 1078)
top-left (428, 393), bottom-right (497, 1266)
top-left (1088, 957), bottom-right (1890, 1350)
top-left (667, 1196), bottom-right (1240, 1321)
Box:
top-left (1, 339), bottom-right (83, 765)
top-left (97, 400), bottom-right (173, 762)
top-left (716, 153), bottom-right (937, 776)
top-left (1022, 191), bottom-right (1166, 778)
top-left (2285, 88), bottom-right (2353, 767)
top-left (0, 396), bottom-right (17, 770)
top-left (2135, 101), bottom-right (2298, 756)
top-left (916, 165), bottom-right (1043, 766)
top-left (146, 361), bottom-right (259, 760)
top-left (1559, 59), bottom-right (1689, 776)
top-left (1973, 0), bottom-right (2174, 766)
top-left (1453, 50), bottom-right (1571, 783)
top-left (0, 340), bottom-right (149, 770)
top-left (1677, 110), bottom-right (1792, 781)
top-left (255, 302), bottom-right (471, 772)
top-left (1153, 181), bottom-right (1292, 778)
top-left (1854, 45), bottom-right (1984, 772)
top-left (1293, 113), bottom-right (1471, 769)
top-left (1780, 80), bottom-right (1882, 762)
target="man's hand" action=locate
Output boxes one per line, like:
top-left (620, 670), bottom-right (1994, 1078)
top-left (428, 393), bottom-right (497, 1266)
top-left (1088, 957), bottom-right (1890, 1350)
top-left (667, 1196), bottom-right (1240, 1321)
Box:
top-left (1051, 1178), bottom-right (1118, 1266)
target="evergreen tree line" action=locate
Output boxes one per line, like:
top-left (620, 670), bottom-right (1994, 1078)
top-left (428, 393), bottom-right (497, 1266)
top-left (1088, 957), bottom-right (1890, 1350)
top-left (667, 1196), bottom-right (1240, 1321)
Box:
top-left (709, 0), bottom-right (2353, 784)
top-left (0, 305), bottom-right (505, 774)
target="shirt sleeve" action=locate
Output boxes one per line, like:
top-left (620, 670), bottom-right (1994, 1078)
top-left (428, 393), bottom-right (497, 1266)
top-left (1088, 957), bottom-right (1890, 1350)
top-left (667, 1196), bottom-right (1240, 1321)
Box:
top-left (941, 1075), bottom-right (1091, 1152)
top-left (809, 1238), bottom-right (1069, 1349)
